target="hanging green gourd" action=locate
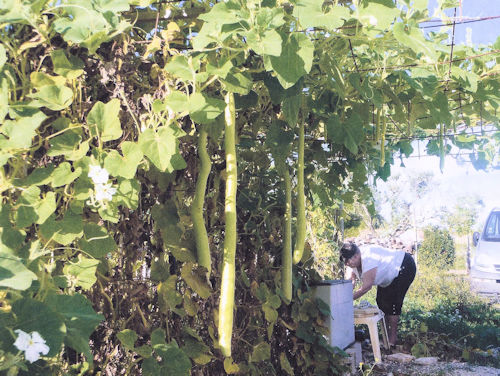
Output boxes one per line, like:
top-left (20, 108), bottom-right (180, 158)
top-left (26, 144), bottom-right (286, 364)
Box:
top-left (191, 125), bottom-right (212, 276)
top-left (282, 162), bottom-right (292, 302)
top-left (265, 121), bottom-right (294, 303)
top-left (439, 123), bottom-right (445, 172)
top-left (292, 119), bottom-right (306, 265)
top-left (375, 107), bottom-right (381, 142)
top-left (380, 110), bottom-right (386, 168)
top-left (218, 92), bottom-right (237, 357)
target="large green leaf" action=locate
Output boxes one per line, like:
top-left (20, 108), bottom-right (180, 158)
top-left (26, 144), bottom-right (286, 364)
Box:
top-left (0, 110), bottom-right (47, 150)
top-left (326, 113), bottom-right (365, 154)
top-left (16, 165), bottom-right (55, 187)
top-left (0, 252), bottom-right (37, 290)
top-left (114, 178), bottom-right (140, 210)
top-left (139, 127), bottom-right (178, 172)
top-left (268, 33), bottom-right (314, 89)
top-left (51, 49), bottom-right (84, 79)
top-left (393, 22), bottom-right (438, 62)
top-left (29, 85), bottom-right (74, 111)
top-left (78, 223), bottom-right (117, 259)
top-left (87, 99), bottom-right (122, 142)
top-left (293, 0), bottom-right (350, 29)
top-left (165, 55), bottom-right (196, 82)
top-left (15, 186), bottom-right (56, 227)
top-left (51, 162), bottom-right (82, 187)
top-left (40, 211), bottom-right (84, 245)
top-left (356, 2), bottom-right (399, 31)
top-left (250, 342), bottom-right (271, 363)
top-left (245, 29), bottom-right (282, 57)
top-left (48, 129), bottom-right (89, 161)
top-left (265, 120), bottom-right (294, 165)
top-left (104, 142), bottom-right (143, 179)
top-left (180, 262), bottom-right (212, 299)
top-left (45, 293), bottom-right (103, 363)
top-left (63, 255), bottom-right (100, 290)
top-left (117, 329), bottom-right (138, 351)
top-left (12, 298), bottom-right (66, 357)
top-left (188, 93), bottom-right (225, 124)
top-left (143, 341), bottom-right (192, 376)
top-left (219, 72), bottom-right (253, 95)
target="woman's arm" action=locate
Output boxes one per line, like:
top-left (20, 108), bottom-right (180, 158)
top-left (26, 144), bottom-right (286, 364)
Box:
top-left (353, 267), bottom-right (376, 300)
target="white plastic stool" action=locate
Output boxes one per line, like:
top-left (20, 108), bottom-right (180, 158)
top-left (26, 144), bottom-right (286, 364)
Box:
top-left (354, 310), bottom-right (389, 363)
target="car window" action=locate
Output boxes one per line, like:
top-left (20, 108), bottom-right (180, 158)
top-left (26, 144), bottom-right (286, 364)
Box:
top-left (483, 211), bottom-right (500, 242)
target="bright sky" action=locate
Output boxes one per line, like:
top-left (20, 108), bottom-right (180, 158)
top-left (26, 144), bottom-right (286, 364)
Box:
top-left (426, 0), bottom-right (500, 45)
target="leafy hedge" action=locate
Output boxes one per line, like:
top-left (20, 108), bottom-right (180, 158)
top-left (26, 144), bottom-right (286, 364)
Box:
top-left (418, 226), bottom-right (456, 269)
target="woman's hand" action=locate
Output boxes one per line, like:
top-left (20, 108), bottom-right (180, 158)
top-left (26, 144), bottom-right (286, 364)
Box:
top-left (353, 267), bottom-right (376, 300)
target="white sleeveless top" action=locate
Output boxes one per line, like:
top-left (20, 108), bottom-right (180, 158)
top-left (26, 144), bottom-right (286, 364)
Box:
top-left (352, 245), bottom-right (406, 288)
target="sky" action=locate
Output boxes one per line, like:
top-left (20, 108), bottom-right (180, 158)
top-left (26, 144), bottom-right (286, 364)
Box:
top-left (426, 0), bottom-right (500, 46)
top-left (374, 1), bottom-right (500, 229)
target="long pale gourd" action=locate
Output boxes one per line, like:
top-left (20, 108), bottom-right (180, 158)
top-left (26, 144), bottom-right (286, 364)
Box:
top-left (218, 92), bottom-right (237, 357)
top-left (380, 113), bottom-right (386, 167)
top-left (281, 162), bottom-right (292, 302)
top-left (292, 120), bottom-right (306, 265)
top-left (191, 126), bottom-right (212, 275)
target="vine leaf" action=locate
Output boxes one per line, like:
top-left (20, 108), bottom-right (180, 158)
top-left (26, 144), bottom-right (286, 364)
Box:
top-left (139, 126), bottom-right (184, 172)
top-left (78, 223), bottom-right (117, 259)
top-left (250, 342), bottom-right (271, 363)
top-left (87, 99), bottom-right (123, 142)
top-left (104, 141), bottom-right (144, 179)
top-left (292, 0), bottom-right (350, 29)
top-left (51, 49), bottom-right (84, 79)
top-left (393, 23), bottom-right (438, 62)
top-left (45, 293), bottom-right (104, 365)
top-left (267, 33), bottom-right (314, 89)
top-left (0, 109), bottom-right (47, 150)
top-left (0, 252), bottom-right (37, 290)
top-left (40, 211), bottom-right (84, 246)
top-left (326, 113), bottom-right (364, 154)
top-left (245, 29), bottom-right (282, 57)
top-left (51, 162), bottom-right (82, 187)
top-left (180, 262), bottom-right (212, 299)
top-left (29, 85), bottom-right (74, 111)
top-left (188, 93), bottom-right (225, 124)
top-left (62, 254), bottom-right (100, 290)
top-left (15, 186), bottom-right (56, 227)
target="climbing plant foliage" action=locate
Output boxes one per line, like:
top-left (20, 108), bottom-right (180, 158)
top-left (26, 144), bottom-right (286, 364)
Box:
top-left (0, 0), bottom-right (498, 374)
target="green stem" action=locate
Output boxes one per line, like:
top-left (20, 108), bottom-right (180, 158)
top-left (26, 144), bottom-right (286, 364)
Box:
top-left (218, 92), bottom-right (237, 357)
top-left (292, 120), bottom-right (306, 265)
top-left (191, 125), bottom-right (212, 275)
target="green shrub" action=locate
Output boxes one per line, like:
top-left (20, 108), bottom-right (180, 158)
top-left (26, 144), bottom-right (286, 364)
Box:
top-left (399, 264), bottom-right (500, 363)
top-left (418, 226), bottom-right (455, 269)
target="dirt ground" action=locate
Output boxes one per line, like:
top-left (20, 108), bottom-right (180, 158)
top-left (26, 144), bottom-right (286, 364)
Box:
top-left (376, 360), bottom-right (500, 376)
top-left (356, 344), bottom-right (500, 376)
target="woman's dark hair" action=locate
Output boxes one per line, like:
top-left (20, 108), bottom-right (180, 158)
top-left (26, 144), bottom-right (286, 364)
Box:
top-left (340, 242), bottom-right (359, 262)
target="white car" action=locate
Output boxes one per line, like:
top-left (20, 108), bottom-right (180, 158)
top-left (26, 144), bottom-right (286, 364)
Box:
top-left (470, 208), bottom-right (500, 296)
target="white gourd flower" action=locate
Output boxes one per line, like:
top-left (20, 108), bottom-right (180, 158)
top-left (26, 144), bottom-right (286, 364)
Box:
top-left (88, 165), bottom-right (109, 185)
top-left (94, 182), bottom-right (117, 202)
top-left (13, 329), bottom-right (50, 363)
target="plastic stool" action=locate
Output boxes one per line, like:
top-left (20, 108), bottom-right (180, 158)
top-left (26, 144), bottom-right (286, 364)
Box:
top-left (354, 310), bottom-right (389, 363)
